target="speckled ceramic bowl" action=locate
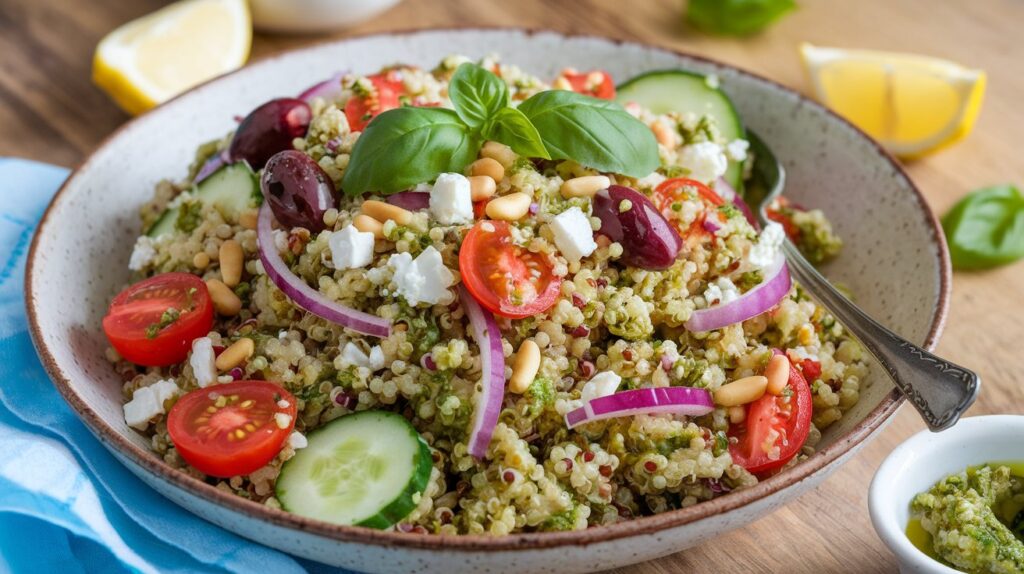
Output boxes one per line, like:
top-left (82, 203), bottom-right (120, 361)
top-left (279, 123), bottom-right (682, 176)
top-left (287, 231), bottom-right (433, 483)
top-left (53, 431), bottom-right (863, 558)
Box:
top-left (25, 29), bottom-right (950, 573)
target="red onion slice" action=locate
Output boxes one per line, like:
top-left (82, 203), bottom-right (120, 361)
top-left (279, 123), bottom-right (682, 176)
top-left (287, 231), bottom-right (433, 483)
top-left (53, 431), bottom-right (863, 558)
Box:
top-left (385, 191), bottom-right (431, 211)
top-left (715, 177), bottom-right (758, 229)
top-left (565, 386), bottom-right (714, 429)
top-left (257, 205), bottom-right (391, 338)
top-left (684, 252), bottom-right (791, 332)
top-left (194, 150), bottom-right (230, 184)
top-left (460, 285), bottom-right (506, 459)
top-left (298, 72), bottom-right (346, 103)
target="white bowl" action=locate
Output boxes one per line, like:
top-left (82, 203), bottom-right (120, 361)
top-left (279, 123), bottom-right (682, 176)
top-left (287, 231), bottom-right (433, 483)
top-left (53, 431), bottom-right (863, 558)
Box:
top-left (26, 29), bottom-right (951, 573)
top-left (869, 415), bottom-right (1024, 574)
top-left (250, 0), bottom-right (402, 33)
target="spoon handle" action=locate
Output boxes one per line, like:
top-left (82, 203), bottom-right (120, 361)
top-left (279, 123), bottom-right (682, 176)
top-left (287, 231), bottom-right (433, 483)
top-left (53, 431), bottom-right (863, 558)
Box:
top-left (780, 240), bottom-right (980, 431)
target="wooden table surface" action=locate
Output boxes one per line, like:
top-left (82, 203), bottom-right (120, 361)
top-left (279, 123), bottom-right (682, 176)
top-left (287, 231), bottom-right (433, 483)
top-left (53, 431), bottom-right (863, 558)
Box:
top-left (4, 0), bottom-right (1023, 571)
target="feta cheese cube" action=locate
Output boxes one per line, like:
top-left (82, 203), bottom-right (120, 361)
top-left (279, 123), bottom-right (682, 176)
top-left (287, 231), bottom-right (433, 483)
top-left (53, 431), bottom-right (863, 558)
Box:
top-left (550, 207), bottom-right (597, 262)
top-left (368, 346), bottom-right (385, 371)
top-left (189, 337), bottom-right (216, 388)
top-left (678, 141), bottom-right (728, 185)
top-left (749, 221), bottom-right (785, 269)
top-left (128, 236), bottom-right (157, 271)
top-left (328, 224), bottom-right (375, 270)
top-left (429, 173), bottom-right (473, 224)
top-left (340, 342), bottom-right (370, 368)
top-left (703, 277), bottom-right (741, 307)
top-left (387, 246), bottom-right (455, 306)
top-left (123, 379), bottom-right (180, 430)
top-left (581, 371), bottom-right (622, 404)
top-left (288, 431), bottom-right (308, 450)
top-left (726, 139), bottom-right (749, 162)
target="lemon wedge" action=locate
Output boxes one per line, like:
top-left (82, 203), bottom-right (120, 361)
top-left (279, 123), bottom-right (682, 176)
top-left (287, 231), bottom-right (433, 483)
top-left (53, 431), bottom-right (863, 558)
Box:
top-left (800, 43), bottom-right (985, 158)
top-left (93, 0), bottom-right (251, 115)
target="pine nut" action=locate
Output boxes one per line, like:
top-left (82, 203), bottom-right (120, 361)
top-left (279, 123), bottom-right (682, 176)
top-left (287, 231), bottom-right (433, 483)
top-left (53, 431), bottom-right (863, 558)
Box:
top-left (470, 157), bottom-right (505, 182)
top-left (727, 405), bottom-right (746, 424)
top-left (206, 278), bottom-right (242, 316)
top-left (561, 175), bottom-right (611, 199)
top-left (469, 175), bottom-right (497, 202)
top-left (215, 338), bottom-right (255, 371)
top-left (361, 200), bottom-right (412, 226)
top-left (509, 339), bottom-right (541, 393)
top-left (651, 122), bottom-right (678, 148)
top-left (353, 214), bottom-right (385, 239)
top-left (765, 354), bottom-right (791, 396)
top-left (485, 192), bottom-right (531, 221)
top-left (480, 141), bottom-right (517, 169)
top-left (714, 375), bottom-right (768, 407)
top-left (238, 209), bottom-right (259, 230)
top-left (219, 240), bottom-right (244, 287)
top-left (193, 252), bottom-right (210, 269)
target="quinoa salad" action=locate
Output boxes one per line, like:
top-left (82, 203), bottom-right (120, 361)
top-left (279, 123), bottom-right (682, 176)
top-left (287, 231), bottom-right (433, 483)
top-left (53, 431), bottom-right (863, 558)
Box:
top-left (105, 56), bottom-right (866, 535)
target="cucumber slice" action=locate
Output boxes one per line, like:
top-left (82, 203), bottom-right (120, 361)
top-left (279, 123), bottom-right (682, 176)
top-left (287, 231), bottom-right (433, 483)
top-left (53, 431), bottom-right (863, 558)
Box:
top-left (276, 411), bottom-right (432, 529)
top-left (146, 163), bottom-right (261, 237)
top-left (616, 70), bottom-right (746, 189)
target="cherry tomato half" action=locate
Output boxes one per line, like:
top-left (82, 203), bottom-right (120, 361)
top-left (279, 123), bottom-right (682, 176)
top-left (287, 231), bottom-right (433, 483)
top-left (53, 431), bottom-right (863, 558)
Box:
top-left (168, 381), bottom-right (297, 478)
top-left (561, 69), bottom-right (616, 100)
top-left (102, 272), bottom-right (214, 367)
top-left (765, 197), bottom-right (802, 241)
top-left (459, 220), bottom-right (561, 319)
top-left (344, 72), bottom-right (404, 132)
top-left (653, 177), bottom-right (726, 245)
top-left (728, 359), bottom-right (813, 476)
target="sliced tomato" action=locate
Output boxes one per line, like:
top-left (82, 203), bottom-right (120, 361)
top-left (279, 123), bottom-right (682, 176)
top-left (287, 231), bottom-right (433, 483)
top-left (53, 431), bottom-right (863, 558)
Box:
top-left (102, 272), bottom-right (213, 367)
top-left (728, 361), bottom-right (813, 476)
top-left (561, 69), bottom-right (616, 99)
top-left (459, 220), bottom-right (561, 319)
top-left (653, 177), bottom-right (726, 246)
top-left (344, 72), bottom-right (404, 132)
top-left (168, 381), bottom-right (297, 478)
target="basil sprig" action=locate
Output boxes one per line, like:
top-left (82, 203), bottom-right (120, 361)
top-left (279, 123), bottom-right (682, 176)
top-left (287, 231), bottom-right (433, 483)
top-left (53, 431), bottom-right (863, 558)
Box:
top-left (342, 63), bottom-right (659, 195)
top-left (942, 185), bottom-right (1024, 270)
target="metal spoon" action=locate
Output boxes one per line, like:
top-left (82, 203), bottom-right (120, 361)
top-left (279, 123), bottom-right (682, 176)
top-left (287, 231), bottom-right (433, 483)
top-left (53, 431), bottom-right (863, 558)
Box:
top-left (743, 131), bottom-right (980, 431)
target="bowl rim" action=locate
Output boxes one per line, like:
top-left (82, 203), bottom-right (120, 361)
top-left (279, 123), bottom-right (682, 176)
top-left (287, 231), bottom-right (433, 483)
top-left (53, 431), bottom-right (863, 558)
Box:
top-left (25, 26), bottom-right (951, 551)
top-left (868, 415), bottom-right (1024, 573)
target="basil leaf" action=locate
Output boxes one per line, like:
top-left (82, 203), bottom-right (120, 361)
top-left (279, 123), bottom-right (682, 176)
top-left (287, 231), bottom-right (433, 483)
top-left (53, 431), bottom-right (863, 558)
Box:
top-left (341, 107), bottom-right (480, 195)
top-left (482, 107), bottom-right (550, 160)
top-left (942, 185), bottom-right (1024, 270)
top-left (686, 0), bottom-right (795, 36)
top-left (448, 63), bottom-right (509, 130)
top-left (518, 90), bottom-right (659, 178)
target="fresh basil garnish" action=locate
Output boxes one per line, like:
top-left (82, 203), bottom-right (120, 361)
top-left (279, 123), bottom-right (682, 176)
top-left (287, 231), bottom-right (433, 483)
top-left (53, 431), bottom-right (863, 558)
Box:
top-left (483, 107), bottom-right (550, 160)
top-left (341, 107), bottom-right (480, 195)
top-left (342, 62), bottom-right (659, 195)
top-left (686, 0), bottom-right (796, 36)
top-left (942, 184), bottom-right (1024, 270)
top-left (448, 63), bottom-right (509, 129)
top-left (518, 90), bottom-right (659, 178)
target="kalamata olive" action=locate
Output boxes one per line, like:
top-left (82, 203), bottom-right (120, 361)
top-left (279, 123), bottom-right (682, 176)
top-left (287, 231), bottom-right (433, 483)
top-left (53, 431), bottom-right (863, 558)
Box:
top-left (592, 185), bottom-right (682, 270)
top-left (229, 98), bottom-right (311, 169)
top-left (261, 150), bottom-right (336, 232)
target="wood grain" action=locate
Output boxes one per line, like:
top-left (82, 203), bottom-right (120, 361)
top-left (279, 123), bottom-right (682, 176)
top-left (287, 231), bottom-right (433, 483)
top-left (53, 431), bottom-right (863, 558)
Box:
top-left (3, 0), bottom-right (1023, 571)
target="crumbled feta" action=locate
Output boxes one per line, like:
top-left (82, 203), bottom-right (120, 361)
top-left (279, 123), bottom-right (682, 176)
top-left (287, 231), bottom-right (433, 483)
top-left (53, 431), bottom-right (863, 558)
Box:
top-left (368, 346), bottom-right (385, 371)
top-left (288, 431), bottom-right (308, 450)
top-left (274, 413), bottom-right (293, 430)
top-left (636, 171), bottom-right (667, 191)
top-left (749, 221), bottom-right (786, 269)
top-left (581, 371), bottom-right (622, 403)
top-left (328, 224), bottom-right (375, 270)
top-left (550, 207), bottom-right (597, 262)
top-left (340, 342), bottom-right (370, 368)
top-left (123, 379), bottom-right (180, 429)
top-left (387, 246), bottom-right (455, 305)
top-left (726, 139), bottom-right (749, 162)
top-left (413, 182), bottom-right (432, 193)
top-left (128, 236), bottom-right (157, 271)
top-left (678, 141), bottom-right (728, 184)
top-left (703, 277), bottom-right (741, 307)
top-left (189, 337), bottom-right (216, 388)
top-left (429, 173), bottom-right (473, 224)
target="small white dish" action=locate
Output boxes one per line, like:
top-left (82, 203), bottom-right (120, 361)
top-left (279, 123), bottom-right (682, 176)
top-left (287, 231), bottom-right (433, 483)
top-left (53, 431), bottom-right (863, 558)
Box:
top-left (869, 415), bottom-right (1024, 574)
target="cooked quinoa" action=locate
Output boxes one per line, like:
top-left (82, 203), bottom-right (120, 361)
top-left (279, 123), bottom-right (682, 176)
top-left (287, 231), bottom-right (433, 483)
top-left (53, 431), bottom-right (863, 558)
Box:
top-left (110, 56), bottom-right (865, 535)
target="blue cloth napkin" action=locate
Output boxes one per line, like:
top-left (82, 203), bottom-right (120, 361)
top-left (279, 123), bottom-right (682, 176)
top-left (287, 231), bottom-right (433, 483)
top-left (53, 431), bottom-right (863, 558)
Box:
top-left (0, 158), bottom-right (341, 574)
